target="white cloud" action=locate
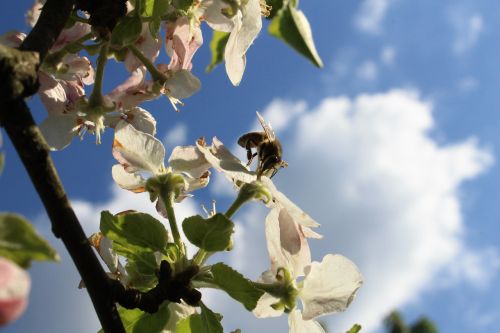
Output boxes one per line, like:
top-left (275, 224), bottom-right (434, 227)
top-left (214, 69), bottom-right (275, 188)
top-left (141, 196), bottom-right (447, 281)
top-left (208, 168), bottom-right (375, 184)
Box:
top-left (356, 60), bottom-right (378, 81)
top-left (162, 122), bottom-right (188, 151)
top-left (450, 10), bottom-right (484, 55)
top-left (214, 90), bottom-right (494, 332)
top-left (354, 0), bottom-right (392, 34)
top-left (380, 46), bottom-right (396, 65)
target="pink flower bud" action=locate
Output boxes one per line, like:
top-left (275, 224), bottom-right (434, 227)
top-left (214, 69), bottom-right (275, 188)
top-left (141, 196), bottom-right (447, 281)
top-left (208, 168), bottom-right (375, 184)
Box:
top-left (0, 258), bottom-right (31, 326)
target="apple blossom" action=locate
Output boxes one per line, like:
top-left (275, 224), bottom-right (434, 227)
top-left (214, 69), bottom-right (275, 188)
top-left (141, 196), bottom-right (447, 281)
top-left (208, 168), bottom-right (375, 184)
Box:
top-left (202, 0), bottom-right (263, 85)
top-left (0, 258), bottom-right (30, 326)
top-left (165, 17), bottom-right (203, 71)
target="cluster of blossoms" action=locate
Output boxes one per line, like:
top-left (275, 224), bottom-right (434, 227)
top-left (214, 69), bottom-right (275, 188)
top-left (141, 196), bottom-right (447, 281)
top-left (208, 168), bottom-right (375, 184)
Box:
top-left (0, 0), bottom-right (361, 332)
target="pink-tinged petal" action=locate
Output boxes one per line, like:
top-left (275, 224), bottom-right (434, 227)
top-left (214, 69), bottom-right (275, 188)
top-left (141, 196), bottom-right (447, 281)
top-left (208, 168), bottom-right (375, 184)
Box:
top-left (265, 206), bottom-right (311, 278)
top-left (168, 145), bottom-right (211, 179)
top-left (57, 54), bottom-right (95, 85)
top-left (224, 0), bottom-right (262, 86)
top-left (122, 107), bottom-right (157, 135)
top-left (164, 70), bottom-right (201, 99)
top-left (111, 164), bottom-right (147, 193)
top-left (288, 310), bottom-right (325, 333)
top-left (107, 67), bottom-right (157, 110)
top-left (38, 72), bottom-right (85, 116)
top-left (0, 31), bottom-right (26, 47)
top-left (182, 171), bottom-right (210, 193)
top-left (0, 258), bottom-right (30, 326)
top-left (125, 23), bottom-right (161, 72)
top-left (166, 17), bottom-right (203, 71)
top-left (113, 122), bottom-right (165, 173)
top-left (39, 115), bottom-right (80, 151)
top-left (300, 254), bottom-right (363, 320)
top-left (51, 22), bottom-right (92, 52)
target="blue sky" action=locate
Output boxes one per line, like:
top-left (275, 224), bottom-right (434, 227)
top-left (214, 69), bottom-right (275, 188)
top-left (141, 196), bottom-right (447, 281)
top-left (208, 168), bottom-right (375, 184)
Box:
top-left (1, 0), bottom-right (500, 332)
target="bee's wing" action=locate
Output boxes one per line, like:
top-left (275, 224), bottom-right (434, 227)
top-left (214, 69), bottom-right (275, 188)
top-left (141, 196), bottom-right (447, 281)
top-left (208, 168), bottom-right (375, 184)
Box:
top-left (256, 111), bottom-right (276, 141)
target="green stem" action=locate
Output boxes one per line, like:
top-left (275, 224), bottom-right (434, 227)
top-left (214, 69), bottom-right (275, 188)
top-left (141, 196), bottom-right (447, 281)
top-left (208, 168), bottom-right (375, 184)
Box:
top-left (161, 192), bottom-right (184, 253)
top-left (251, 281), bottom-right (287, 298)
top-left (70, 12), bottom-right (90, 24)
top-left (225, 198), bottom-right (246, 219)
top-left (128, 44), bottom-right (166, 82)
top-left (192, 249), bottom-right (207, 266)
top-left (88, 43), bottom-right (109, 107)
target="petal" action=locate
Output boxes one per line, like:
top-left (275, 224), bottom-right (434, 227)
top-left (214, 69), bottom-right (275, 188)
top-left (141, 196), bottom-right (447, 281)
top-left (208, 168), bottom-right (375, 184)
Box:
top-left (252, 293), bottom-right (284, 318)
top-left (0, 31), bottom-right (26, 48)
top-left (224, 0), bottom-right (262, 86)
top-left (288, 310), bottom-right (325, 333)
top-left (166, 17), bottom-right (203, 71)
top-left (265, 206), bottom-right (311, 278)
top-left (126, 23), bottom-right (161, 72)
top-left (89, 233), bottom-right (119, 273)
top-left (38, 72), bottom-right (85, 116)
top-left (39, 115), bottom-right (80, 151)
top-left (262, 177), bottom-right (320, 228)
top-left (196, 137), bottom-right (257, 185)
top-left (203, 0), bottom-right (235, 32)
top-left (112, 122), bottom-right (165, 173)
top-left (182, 171), bottom-right (210, 193)
top-left (0, 258), bottom-right (30, 326)
top-left (164, 70), bottom-right (201, 99)
top-left (51, 22), bottom-right (92, 52)
top-left (107, 67), bottom-right (157, 110)
top-left (122, 107), bottom-right (157, 136)
top-left (168, 145), bottom-right (211, 179)
top-left (161, 302), bottom-right (196, 332)
top-left (111, 164), bottom-right (147, 192)
top-left (58, 54), bottom-right (95, 85)
top-left (300, 254), bottom-right (363, 320)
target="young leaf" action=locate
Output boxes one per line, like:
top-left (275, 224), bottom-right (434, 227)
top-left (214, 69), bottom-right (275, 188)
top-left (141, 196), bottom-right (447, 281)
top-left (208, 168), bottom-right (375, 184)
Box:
top-left (268, 3), bottom-right (323, 67)
top-left (100, 211), bottom-right (168, 253)
top-left (346, 324), bottom-right (362, 333)
top-left (124, 251), bottom-right (159, 290)
top-left (111, 16), bottom-right (143, 47)
top-left (210, 263), bottom-right (264, 311)
top-left (206, 31), bottom-right (230, 72)
top-left (98, 302), bottom-right (170, 333)
top-left (0, 213), bottom-right (59, 268)
top-left (200, 303), bottom-right (223, 333)
top-left (182, 213), bottom-right (234, 252)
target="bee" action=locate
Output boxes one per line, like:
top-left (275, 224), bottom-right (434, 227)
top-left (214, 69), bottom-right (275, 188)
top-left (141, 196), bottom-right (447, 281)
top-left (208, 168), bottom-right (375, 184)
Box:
top-left (238, 112), bottom-right (288, 179)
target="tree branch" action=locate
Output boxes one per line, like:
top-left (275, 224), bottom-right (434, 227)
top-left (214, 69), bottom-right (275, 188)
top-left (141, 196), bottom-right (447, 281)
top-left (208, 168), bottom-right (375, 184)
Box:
top-left (0, 0), bottom-right (125, 331)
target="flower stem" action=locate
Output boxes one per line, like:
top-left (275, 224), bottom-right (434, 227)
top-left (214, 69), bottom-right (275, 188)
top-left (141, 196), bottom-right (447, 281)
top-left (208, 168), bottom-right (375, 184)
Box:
top-left (128, 44), bottom-right (167, 83)
top-left (251, 281), bottom-right (287, 298)
top-left (161, 192), bottom-right (184, 254)
top-left (225, 197), bottom-right (246, 219)
top-left (88, 42), bottom-right (109, 107)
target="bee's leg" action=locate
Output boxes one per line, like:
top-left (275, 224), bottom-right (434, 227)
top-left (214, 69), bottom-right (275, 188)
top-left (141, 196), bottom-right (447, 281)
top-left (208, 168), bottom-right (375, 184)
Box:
top-left (245, 140), bottom-right (258, 166)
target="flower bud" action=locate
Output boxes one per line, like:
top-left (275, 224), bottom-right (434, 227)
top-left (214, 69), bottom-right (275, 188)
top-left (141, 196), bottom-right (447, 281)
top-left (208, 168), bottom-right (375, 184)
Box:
top-left (0, 258), bottom-right (31, 326)
top-left (238, 181), bottom-right (272, 205)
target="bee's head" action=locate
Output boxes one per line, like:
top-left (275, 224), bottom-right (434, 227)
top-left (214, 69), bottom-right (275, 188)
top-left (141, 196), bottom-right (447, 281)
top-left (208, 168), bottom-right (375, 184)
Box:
top-left (261, 155), bottom-right (288, 178)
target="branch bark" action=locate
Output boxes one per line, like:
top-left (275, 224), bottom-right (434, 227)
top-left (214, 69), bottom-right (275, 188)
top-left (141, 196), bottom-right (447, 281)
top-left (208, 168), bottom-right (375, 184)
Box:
top-left (0, 0), bottom-right (125, 331)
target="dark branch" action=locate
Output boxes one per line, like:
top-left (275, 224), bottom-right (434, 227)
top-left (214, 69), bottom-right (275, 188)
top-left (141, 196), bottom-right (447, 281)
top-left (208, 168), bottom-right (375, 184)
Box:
top-left (113, 261), bottom-right (201, 313)
top-left (1, 0), bottom-right (125, 331)
top-left (19, 0), bottom-right (75, 63)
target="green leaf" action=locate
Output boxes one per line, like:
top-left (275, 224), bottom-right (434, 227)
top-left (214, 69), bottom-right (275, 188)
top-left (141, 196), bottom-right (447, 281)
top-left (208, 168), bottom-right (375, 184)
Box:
top-left (182, 213), bottom-right (234, 252)
top-left (176, 313), bottom-right (203, 333)
top-left (346, 324), bottom-right (362, 333)
top-left (0, 213), bottom-right (59, 268)
top-left (200, 303), bottom-right (223, 333)
top-left (176, 303), bottom-right (222, 333)
top-left (265, 0), bottom-right (284, 19)
top-left (124, 251), bottom-right (159, 290)
top-left (206, 31), bottom-right (230, 72)
top-left (111, 15), bottom-right (143, 47)
top-left (100, 211), bottom-right (168, 253)
top-left (99, 302), bottom-right (170, 333)
top-left (268, 3), bottom-right (323, 67)
top-left (211, 263), bottom-right (264, 311)
top-left (141, 0), bottom-right (156, 16)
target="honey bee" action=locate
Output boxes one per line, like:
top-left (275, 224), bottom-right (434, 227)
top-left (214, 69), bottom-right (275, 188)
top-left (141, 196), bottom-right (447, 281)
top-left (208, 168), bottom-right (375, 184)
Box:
top-left (238, 112), bottom-right (288, 179)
